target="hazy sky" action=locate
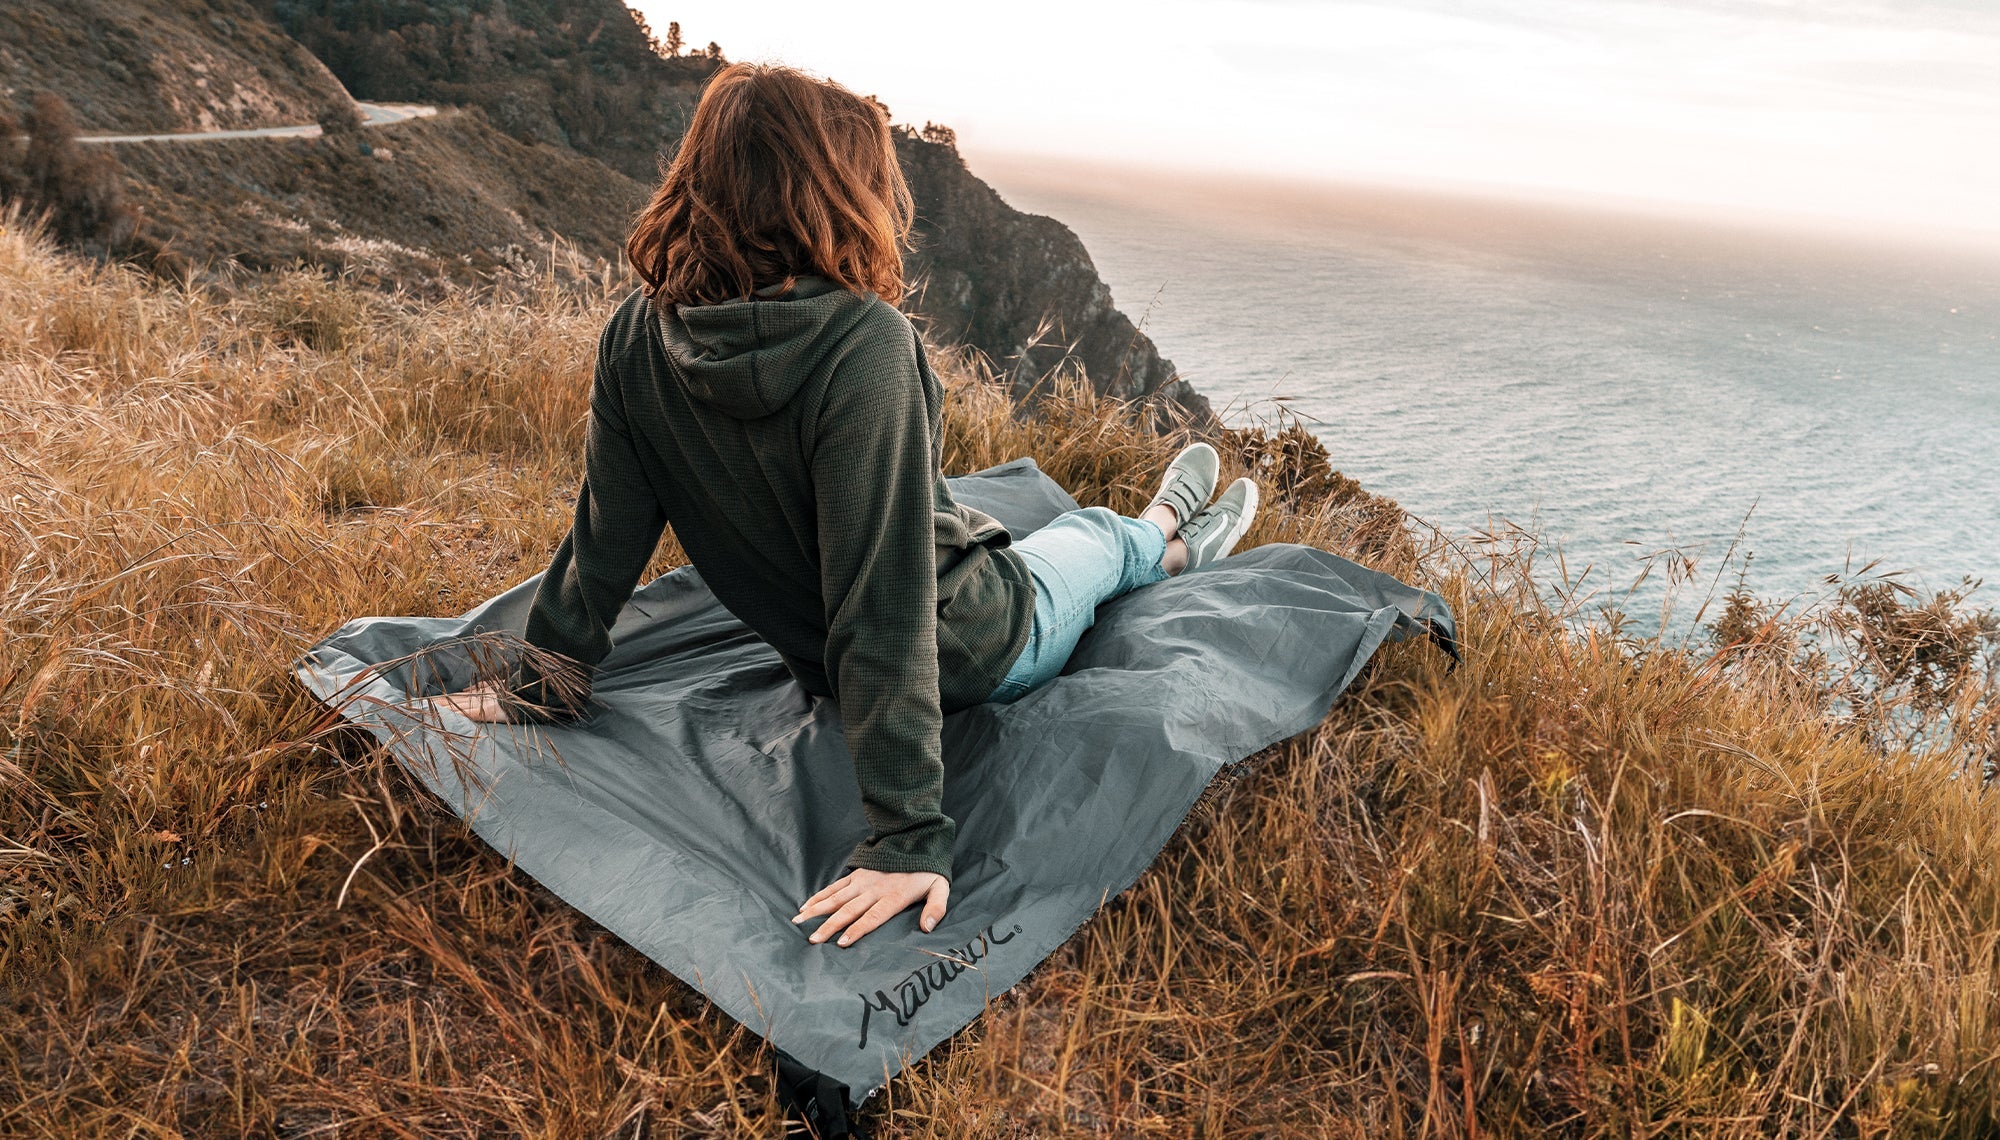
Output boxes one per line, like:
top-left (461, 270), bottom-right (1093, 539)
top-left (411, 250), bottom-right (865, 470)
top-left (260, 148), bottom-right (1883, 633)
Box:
top-left (637, 1), bottom-right (2000, 236)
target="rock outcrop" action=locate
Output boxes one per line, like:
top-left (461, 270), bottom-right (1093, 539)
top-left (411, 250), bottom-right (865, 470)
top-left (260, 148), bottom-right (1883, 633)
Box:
top-left (897, 130), bottom-right (1210, 421)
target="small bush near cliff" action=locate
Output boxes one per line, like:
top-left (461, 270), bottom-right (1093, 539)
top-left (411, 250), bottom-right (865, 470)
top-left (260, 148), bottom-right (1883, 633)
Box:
top-left (1707, 566), bottom-right (1998, 771)
top-left (0, 93), bottom-right (139, 251)
top-left (316, 99), bottom-right (366, 137)
top-left (1, 92), bottom-right (187, 279)
top-left (3, 229), bottom-right (1998, 1137)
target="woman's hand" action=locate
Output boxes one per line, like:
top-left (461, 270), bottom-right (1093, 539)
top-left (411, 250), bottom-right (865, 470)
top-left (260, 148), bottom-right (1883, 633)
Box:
top-left (432, 681), bottom-right (510, 723)
top-left (793, 868), bottom-right (949, 947)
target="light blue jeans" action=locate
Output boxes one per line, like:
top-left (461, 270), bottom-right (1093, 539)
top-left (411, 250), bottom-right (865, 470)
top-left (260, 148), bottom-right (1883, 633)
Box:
top-left (987, 507), bottom-right (1169, 703)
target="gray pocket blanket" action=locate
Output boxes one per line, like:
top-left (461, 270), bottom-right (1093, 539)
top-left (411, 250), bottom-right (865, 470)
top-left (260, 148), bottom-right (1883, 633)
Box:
top-left (296, 458), bottom-right (1456, 1104)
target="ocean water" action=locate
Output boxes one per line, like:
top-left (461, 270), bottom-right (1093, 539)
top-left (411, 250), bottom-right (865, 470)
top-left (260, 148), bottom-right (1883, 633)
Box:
top-left (974, 156), bottom-right (2000, 628)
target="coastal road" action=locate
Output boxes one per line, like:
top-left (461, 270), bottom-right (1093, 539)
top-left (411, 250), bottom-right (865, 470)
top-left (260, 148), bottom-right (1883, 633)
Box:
top-left (76, 102), bottom-right (436, 145)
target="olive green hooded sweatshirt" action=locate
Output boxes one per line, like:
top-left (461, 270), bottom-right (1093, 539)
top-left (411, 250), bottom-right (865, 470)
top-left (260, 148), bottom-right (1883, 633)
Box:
top-left (508, 279), bottom-right (1036, 881)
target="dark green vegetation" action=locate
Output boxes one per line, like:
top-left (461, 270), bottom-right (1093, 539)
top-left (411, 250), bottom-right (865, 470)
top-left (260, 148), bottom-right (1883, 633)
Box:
top-left (265, 0), bottom-right (718, 183)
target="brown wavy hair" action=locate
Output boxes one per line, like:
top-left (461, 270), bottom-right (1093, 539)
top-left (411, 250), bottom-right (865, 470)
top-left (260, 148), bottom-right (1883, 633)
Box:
top-left (625, 63), bottom-right (914, 307)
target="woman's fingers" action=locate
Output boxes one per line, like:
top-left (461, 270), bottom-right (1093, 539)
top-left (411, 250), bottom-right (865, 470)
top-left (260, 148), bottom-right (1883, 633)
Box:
top-left (801, 871), bottom-right (855, 907)
top-left (833, 895), bottom-right (909, 947)
top-left (431, 682), bottom-right (508, 723)
top-left (799, 871), bottom-right (858, 911)
top-left (467, 682), bottom-right (508, 721)
top-left (808, 895), bottom-right (876, 944)
top-left (796, 871), bottom-right (948, 946)
top-left (920, 874), bottom-right (949, 933)
top-left (435, 691), bottom-right (494, 721)
top-left (793, 879), bottom-right (859, 922)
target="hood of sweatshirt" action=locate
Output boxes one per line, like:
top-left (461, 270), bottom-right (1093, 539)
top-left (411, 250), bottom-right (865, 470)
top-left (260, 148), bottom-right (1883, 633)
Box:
top-left (654, 275), bottom-right (882, 420)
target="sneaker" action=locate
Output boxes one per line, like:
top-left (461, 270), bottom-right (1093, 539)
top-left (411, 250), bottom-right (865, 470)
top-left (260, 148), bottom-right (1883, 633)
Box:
top-left (1144, 442), bottom-right (1220, 530)
top-left (1177, 477), bottom-right (1259, 571)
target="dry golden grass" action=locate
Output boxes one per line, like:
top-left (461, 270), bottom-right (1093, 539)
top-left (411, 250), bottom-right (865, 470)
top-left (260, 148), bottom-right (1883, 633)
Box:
top-left (3, 223), bottom-right (1998, 1137)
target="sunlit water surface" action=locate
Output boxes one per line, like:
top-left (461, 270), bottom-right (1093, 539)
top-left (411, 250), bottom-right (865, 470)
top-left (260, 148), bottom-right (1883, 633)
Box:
top-left (976, 156), bottom-right (2000, 629)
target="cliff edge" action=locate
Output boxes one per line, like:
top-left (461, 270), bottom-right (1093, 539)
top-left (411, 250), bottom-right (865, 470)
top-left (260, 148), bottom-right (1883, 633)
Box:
top-left (897, 129), bottom-right (1212, 424)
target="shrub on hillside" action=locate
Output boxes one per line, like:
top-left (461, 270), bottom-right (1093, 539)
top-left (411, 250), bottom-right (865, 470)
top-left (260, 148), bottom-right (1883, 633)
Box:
top-left (1708, 569), bottom-right (2000, 774)
top-left (0, 93), bottom-right (139, 251)
top-left (316, 98), bottom-right (365, 138)
top-left (0, 92), bottom-right (185, 279)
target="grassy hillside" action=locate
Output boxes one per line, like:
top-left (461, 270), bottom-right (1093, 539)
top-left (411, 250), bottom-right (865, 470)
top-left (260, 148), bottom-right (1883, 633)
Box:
top-left (0, 0), bottom-right (351, 133)
top-left (3, 227), bottom-right (1998, 1136)
top-left (115, 110), bottom-right (648, 289)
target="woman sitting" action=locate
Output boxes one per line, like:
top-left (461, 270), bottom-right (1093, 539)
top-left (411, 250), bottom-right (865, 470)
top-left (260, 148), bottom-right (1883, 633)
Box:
top-left (439, 62), bottom-right (1260, 949)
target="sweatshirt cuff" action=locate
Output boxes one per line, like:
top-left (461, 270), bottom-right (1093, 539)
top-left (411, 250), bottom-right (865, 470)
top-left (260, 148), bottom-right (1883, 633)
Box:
top-left (846, 817), bottom-right (957, 880)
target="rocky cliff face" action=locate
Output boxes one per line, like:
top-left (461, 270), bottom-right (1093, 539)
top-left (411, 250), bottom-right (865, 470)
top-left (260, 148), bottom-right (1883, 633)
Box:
top-left (0, 0), bottom-right (352, 134)
top-left (897, 131), bottom-right (1211, 422)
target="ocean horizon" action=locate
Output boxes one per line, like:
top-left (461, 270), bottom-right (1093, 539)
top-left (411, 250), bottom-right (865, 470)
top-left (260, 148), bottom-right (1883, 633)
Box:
top-left (974, 153), bottom-right (2000, 632)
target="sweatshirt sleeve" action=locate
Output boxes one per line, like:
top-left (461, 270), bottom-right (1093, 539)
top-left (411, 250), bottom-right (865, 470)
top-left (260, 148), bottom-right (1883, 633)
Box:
top-left (810, 319), bottom-right (956, 880)
top-left (506, 338), bottom-right (669, 722)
